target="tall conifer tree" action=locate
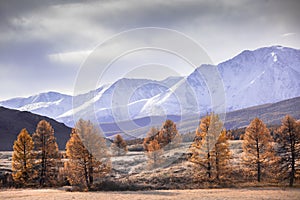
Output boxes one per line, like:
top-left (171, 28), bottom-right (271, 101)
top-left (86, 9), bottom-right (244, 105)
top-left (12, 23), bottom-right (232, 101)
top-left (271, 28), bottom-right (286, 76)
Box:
top-left (65, 120), bottom-right (110, 190)
top-left (33, 120), bottom-right (59, 187)
top-left (12, 128), bottom-right (35, 186)
top-left (190, 113), bottom-right (231, 183)
top-left (276, 115), bottom-right (300, 187)
top-left (242, 118), bottom-right (275, 182)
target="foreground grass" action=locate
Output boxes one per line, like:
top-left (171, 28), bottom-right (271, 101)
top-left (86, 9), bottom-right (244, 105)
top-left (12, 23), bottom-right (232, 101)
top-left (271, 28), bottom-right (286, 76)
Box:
top-left (1, 188), bottom-right (300, 200)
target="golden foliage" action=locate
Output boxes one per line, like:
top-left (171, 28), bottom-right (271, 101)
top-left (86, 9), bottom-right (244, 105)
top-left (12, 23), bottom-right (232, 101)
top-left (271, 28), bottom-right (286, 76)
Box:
top-left (276, 115), bottom-right (300, 186)
top-left (65, 119), bottom-right (111, 189)
top-left (242, 117), bottom-right (276, 182)
top-left (190, 113), bottom-right (231, 183)
top-left (213, 129), bottom-right (232, 181)
top-left (12, 128), bottom-right (35, 185)
top-left (146, 139), bottom-right (163, 168)
top-left (143, 120), bottom-right (181, 169)
top-left (111, 134), bottom-right (127, 156)
top-left (143, 127), bottom-right (159, 152)
top-left (157, 119), bottom-right (181, 149)
top-left (32, 120), bottom-right (60, 187)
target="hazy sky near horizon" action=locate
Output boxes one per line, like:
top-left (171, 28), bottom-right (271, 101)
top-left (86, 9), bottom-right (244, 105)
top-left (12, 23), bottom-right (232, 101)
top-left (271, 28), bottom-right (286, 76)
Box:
top-left (0, 0), bottom-right (300, 100)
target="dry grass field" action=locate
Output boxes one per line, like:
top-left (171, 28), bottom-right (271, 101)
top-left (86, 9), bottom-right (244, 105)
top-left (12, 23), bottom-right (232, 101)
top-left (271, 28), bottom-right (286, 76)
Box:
top-left (1, 188), bottom-right (300, 200)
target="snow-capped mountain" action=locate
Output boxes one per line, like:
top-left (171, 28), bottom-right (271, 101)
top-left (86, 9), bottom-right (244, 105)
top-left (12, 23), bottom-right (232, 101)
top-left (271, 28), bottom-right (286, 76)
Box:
top-left (218, 46), bottom-right (300, 111)
top-left (1, 46), bottom-right (299, 128)
top-left (0, 91), bottom-right (72, 120)
top-left (136, 46), bottom-right (300, 118)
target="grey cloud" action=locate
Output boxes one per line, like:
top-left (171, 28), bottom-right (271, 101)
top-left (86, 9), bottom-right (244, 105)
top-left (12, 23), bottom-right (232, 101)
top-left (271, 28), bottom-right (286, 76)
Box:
top-left (0, 0), bottom-right (299, 99)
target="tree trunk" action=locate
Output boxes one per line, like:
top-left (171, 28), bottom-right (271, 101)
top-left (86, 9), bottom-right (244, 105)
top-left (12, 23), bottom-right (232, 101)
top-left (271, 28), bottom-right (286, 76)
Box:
top-left (290, 141), bottom-right (295, 187)
top-left (84, 161), bottom-right (89, 188)
top-left (256, 139), bottom-right (261, 182)
top-left (23, 143), bottom-right (27, 182)
top-left (88, 154), bottom-right (94, 188)
top-left (207, 152), bottom-right (211, 179)
top-left (215, 152), bottom-right (219, 181)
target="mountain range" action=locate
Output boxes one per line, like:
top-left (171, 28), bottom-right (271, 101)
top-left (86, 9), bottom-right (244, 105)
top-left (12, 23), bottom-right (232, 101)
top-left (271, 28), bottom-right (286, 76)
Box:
top-left (1, 96), bottom-right (299, 150)
top-left (1, 45), bottom-right (299, 138)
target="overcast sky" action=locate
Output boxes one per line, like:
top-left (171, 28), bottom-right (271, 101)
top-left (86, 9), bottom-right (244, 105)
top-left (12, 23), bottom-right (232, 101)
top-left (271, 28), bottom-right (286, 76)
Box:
top-left (0, 0), bottom-right (299, 100)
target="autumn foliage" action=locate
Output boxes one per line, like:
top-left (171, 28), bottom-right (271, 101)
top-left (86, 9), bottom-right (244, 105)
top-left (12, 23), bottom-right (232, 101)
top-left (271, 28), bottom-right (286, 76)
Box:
top-left (8, 114), bottom-right (300, 189)
top-left (65, 120), bottom-right (111, 190)
top-left (242, 118), bottom-right (276, 182)
top-left (32, 120), bottom-right (60, 187)
top-left (190, 113), bottom-right (231, 183)
top-left (144, 120), bottom-right (181, 168)
top-left (276, 115), bottom-right (300, 186)
top-left (111, 134), bottom-right (127, 156)
top-left (12, 128), bottom-right (35, 186)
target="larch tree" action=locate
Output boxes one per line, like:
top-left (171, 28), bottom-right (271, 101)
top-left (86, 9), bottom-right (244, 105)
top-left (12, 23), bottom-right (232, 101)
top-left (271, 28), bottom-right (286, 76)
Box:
top-left (213, 129), bottom-right (232, 182)
top-left (12, 128), bottom-right (35, 186)
top-left (146, 139), bottom-right (163, 168)
top-left (65, 120), bottom-right (111, 190)
top-left (157, 119), bottom-right (181, 149)
top-left (143, 126), bottom-right (159, 151)
top-left (276, 115), bottom-right (300, 187)
top-left (242, 118), bottom-right (275, 182)
top-left (32, 120), bottom-right (60, 187)
top-left (190, 113), bottom-right (228, 183)
top-left (111, 134), bottom-right (127, 156)
top-left (144, 126), bottom-right (164, 168)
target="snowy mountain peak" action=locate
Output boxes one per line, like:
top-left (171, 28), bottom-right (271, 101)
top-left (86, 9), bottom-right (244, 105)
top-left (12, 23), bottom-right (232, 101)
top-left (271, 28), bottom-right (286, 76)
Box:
top-left (0, 45), bottom-right (299, 129)
top-left (32, 91), bottom-right (69, 102)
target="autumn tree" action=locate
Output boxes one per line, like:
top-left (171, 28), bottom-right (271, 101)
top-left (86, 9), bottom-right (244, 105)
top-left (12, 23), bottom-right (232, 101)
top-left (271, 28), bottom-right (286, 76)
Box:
top-left (213, 129), bottom-right (232, 182)
top-left (157, 119), bottom-right (181, 149)
top-left (111, 134), bottom-right (127, 156)
top-left (65, 120), bottom-right (111, 190)
top-left (242, 118), bottom-right (275, 182)
top-left (143, 126), bottom-right (159, 151)
top-left (32, 120), bottom-right (60, 187)
top-left (143, 126), bottom-right (164, 168)
top-left (146, 139), bottom-right (163, 168)
top-left (12, 128), bottom-right (35, 186)
top-left (276, 115), bottom-right (300, 187)
top-left (190, 113), bottom-right (230, 183)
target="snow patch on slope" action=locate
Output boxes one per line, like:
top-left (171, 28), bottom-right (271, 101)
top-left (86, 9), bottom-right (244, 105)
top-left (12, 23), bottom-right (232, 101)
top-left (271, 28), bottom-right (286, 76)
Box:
top-left (19, 99), bottom-right (64, 111)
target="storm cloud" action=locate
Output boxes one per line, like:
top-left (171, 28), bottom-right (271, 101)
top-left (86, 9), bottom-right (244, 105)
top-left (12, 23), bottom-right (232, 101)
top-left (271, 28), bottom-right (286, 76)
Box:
top-left (0, 0), bottom-right (299, 99)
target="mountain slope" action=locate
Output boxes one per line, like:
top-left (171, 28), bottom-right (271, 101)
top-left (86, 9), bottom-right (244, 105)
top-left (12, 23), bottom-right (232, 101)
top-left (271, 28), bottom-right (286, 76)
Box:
top-left (0, 106), bottom-right (71, 151)
top-left (134, 46), bottom-right (300, 119)
top-left (87, 96), bottom-right (300, 140)
top-left (224, 96), bottom-right (300, 129)
top-left (1, 46), bottom-right (299, 128)
top-left (0, 91), bottom-right (72, 120)
top-left (218, 46), bottom-right (300, 111)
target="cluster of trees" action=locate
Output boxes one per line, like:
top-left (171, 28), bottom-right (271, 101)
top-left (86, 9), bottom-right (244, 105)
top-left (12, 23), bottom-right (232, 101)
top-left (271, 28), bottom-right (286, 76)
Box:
top-left (242, 115), bottom-right (300, 186)
top-left (9, 113), bottom-right (300, 189)
top-left (11, 119), bottom-right (112, 189)
top-left (143, 119), bottom-right (181, 168)
top-left (189, 114), bottom-right (300, 187)
top-left (12, 120), bottom-right (59, 187)
top-left (189, 114), bottom-right (231, 184)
